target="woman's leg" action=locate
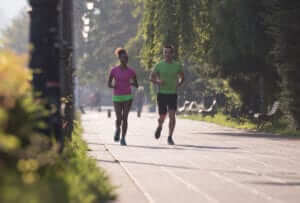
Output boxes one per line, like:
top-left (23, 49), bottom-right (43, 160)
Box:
top-left (121, 100), bottom-right (132, 139)
top-left (113, 102), bottom-right (123, 141)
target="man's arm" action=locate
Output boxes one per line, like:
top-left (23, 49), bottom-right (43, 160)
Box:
top-left (150, 71), bottom-right (163, 85)
top-left (177, 71), bottom-right (185, 87)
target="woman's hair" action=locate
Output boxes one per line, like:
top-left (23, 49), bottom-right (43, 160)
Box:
top-left (114, 47), bottom-right (127, 57)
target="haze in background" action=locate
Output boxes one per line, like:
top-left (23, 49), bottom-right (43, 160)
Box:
top-left (0, 0), bottom-right (28, 30)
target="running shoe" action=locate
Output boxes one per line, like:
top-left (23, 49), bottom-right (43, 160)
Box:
top-left (167, 136), bottom-right (175, 145)
top-left (155, 126), bottom-right (162, 139)
top-left (120, 137), bottom-right (127, 146)
top-left (114, 129), bottom-right (120, 142)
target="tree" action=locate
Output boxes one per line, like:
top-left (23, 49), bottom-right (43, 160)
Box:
top-left (135, 0), bottom-right (220, 104)
top-left (136, 0), bottom-right (210, 67)
top-left (267, 0), bottom-right (300, 128)
top-left (208, 0), bottom-right (280, 112)
top-left (76, 0), bottom-right (143, 104)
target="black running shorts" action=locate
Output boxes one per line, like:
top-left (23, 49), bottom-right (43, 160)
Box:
top-left (157, 93), bottom-right (178, 115)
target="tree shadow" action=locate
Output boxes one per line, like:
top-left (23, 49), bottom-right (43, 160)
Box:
top-left (88, 142), bottom-right (239, 152)
top-left (191, 131), bottom-right (300, 140)
top-left (96, 159), bottom-right (199, 170)
top-left (247, 181), bottom-right (300, 187)
top-left (176, 144), bottom-right (239, 150)
top-left (108, 143), bottom-right (186, 150)
top-left (88, 142), bottom-right (105, 146)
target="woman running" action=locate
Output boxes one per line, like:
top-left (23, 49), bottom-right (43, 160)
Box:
top-left (108, 48), bottom-right (138, 146)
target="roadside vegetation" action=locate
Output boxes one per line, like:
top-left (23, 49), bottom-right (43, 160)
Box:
top-left (0, 50), bottom-right (115, 203)
top-left (182, 113), bottom-right (300, 137)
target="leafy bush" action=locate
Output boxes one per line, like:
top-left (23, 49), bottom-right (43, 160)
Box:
top-left (0, 50), bottom-right (115, 203)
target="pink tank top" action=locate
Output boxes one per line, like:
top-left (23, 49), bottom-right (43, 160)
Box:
top-left (110, 65), bottom-right (136, 95)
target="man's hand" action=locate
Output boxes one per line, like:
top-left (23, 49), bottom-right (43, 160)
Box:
top-left (176, 81), bottom-right (182, 88)
top-left (150, 71), bottom-right (163, 85)
top-left (155, 79), bottom-right (164, 85)
top-left (177, 71), bottom-right (184, 87)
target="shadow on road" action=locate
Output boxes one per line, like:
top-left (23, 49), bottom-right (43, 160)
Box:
top-left (96, 159), bottom-right (199, 170)
top-left (177, 144), bottom-right (239, 150)
top-left (192, 132), bottom-right (300, 140)
top-left (108, 143), bottom-right (186, 150)
top-left (88, 142), bottom-right (239, 152)
top-left (248, 181), bottom-right (300, 187)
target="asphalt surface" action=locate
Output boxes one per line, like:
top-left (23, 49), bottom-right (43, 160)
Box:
top-left (82, 110), bottom-right (300, 203)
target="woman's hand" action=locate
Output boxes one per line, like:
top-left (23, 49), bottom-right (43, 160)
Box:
top-left (131, 76), bottom-right (139, 88)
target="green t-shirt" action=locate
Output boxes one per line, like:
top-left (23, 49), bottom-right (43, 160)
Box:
top-left (154, 61), bottom-right (182, 94)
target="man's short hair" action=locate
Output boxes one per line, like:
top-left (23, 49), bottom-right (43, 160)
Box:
top-left (114, 47), bottom-right (127, 57)
top-left (163, 45), bottom-right (174, 52)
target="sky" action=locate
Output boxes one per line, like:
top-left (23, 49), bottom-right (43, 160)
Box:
top-left (0, 0), bottom-right (28, 29)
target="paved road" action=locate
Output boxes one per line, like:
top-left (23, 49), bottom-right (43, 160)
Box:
top-left (82, 111), bottom-right (300, 203)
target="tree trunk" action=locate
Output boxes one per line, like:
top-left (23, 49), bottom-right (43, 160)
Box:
top-left (28, 0), bottom-right (63, 149)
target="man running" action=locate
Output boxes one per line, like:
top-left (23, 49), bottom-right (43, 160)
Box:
top-left (150, 45), bottom-right (184, 145)
top-left (108, 48), bottom-right (138, 146)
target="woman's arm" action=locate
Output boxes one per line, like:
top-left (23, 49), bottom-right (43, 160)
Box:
top-left (131, 76), bottom-right (139, 88)
top-left (108, 74), bottom-right (115, 88)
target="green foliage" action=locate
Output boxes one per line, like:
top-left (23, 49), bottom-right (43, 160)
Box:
top-left (184, 113), bottom-right (256, 129)
top-left (182, 113), bottom-right (300, 137)
top-left (0, 51), bottom-right (115, 203)
top-left (0, 121), bottom-right (116, 203)
top-left (208, 0), bottom-right (280, 109)
top-left (182, 110), bottom-right (300, 137)
top-left (266, 0), bottom-right (300, 128)
top-left (52, 121), bottom-right (116, 203)
top-left (183, 113), bottom-right (256, 130)
top-left (77, 0), bottom-right (141, 87)
top-left (75, 0), bottom-right (300, 128)
top-left (137, 0), bottom-right (211, 68)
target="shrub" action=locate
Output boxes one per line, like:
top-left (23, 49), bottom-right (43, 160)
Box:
top-left (0, 50), bottom-right (115, 203)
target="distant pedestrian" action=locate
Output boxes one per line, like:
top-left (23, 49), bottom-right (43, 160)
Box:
top-left (108, 48), bottom-right (138, 146)
top-left (150, 45), bottom-right (184, 145)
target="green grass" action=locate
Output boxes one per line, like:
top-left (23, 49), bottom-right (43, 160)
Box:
top-left (181, 113), bottom-right (300, 137)
top-left (182, 113), bottom-right (256, 130)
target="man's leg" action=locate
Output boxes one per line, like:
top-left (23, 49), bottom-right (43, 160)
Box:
top-left (155, 114), bottom-right (165, 139)
top-left (167, 94), bottom-right (178, 145)
top-left (167, 110), bottom-right (176, 145)
top-left (168, 110), bottom-right (176, 137)
top-left (155, 94), bottom-right (167, 139)
top-left (158, 114), bottom-right (166, 127)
